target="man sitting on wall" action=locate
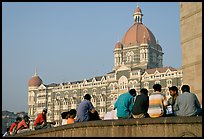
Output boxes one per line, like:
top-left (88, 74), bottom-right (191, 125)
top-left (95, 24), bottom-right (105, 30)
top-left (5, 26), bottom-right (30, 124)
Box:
top-left (114, 89), bottom-right (136, 119)
top-left (34, 108), bottom-right (56, 130)
top-left (76, 94), bottom-right (96, 122)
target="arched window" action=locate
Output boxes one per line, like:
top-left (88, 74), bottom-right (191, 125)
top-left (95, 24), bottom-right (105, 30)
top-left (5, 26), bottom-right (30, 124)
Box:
top-left (130, 51), bottom-right (134, 62)
top-left (126, 52), bottom-right (130, 62)
top-left (144, 82), bottom-right (149, 89)
top-left (155, 80), bottom-right (160, 85)
top-left (166, 79), bottom-right (172, 87)
top-left (99, 95), bottom-right (105, 106)
top-left (91, 96), bottom-right (97, 107)
top-left (71, 99), bottom-right (76, 109)
top-left (118, 76), bottom-right (128, 92)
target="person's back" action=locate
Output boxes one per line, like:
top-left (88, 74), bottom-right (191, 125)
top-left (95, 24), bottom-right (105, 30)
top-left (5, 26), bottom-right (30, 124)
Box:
top-left (148, 84), bottom-right (167, 118)
top-left (9, 122), bottom-right (18, 135)
top-left (114, 89), bottom-right (136, 119)
top-left (34, 113), bottom-right (46, 127)
top-left (132, 88), bottom-right (149, 118)
top-left (16, 115), bottom-right (30, 134)
top-left (9, 117), bottom-right (22, 135)
top-left (174, 85), bottom-right (202, 116)
top-left (76, 94), bottom-right (95, 122)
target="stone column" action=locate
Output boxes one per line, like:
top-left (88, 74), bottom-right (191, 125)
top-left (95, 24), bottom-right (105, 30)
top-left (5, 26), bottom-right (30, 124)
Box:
top-left (180, 2), bottom-right (202, 105)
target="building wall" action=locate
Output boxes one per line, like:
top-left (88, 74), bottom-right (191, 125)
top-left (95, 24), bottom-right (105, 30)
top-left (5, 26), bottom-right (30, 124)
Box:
top-left (180, 2), bottom-right (202, 105)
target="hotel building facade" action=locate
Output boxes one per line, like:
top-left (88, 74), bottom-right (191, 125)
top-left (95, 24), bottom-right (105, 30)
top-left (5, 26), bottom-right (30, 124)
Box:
top-left (28, 5), bottom-right (183, 128)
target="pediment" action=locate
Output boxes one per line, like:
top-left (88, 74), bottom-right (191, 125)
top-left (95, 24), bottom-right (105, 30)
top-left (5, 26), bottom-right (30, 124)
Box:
top-left (38, 84), bottom-right (46, 89)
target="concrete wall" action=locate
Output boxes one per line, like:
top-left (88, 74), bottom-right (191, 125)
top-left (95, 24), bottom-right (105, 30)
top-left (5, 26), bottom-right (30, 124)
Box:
top-left (180, 2), bottom-right (202, 105)
top-left (14, 116), bottom-right (202, 137)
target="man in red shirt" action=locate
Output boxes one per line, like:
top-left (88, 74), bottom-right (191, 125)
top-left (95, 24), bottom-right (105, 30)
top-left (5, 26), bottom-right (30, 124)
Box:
top-left (9, 117), bottom-right (22, 135)
top-left (34, 108), bottom-right (55, 130)
top-left (16, 115), bottom-right (31, 134)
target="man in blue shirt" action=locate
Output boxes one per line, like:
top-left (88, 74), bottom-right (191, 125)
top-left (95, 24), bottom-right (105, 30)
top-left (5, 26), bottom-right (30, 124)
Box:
top-left (76, 94), bottom-right (96, 122)
top-left (114, 89), bottom-right (136, 119)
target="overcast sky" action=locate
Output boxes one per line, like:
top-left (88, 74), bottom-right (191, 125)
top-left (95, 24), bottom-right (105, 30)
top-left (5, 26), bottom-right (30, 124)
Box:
top-left (2, 2), bottom-right (181, 112)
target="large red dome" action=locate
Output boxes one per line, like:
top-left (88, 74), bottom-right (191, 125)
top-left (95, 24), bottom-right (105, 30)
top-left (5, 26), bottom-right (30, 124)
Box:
top-left (28, 76), bottom-right (43, 87)
top-left (122, 23), bottom-right (157, 46)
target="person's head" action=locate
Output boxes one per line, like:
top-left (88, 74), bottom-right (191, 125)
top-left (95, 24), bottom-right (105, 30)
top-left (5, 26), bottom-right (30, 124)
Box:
top-left (61, 111), bottom-right (69, 119)
top-left (129, 89), bottom-right (136, 97)
top-left (181, 85), bottom-right (190, 93)
top-left (140, 88), bottom-right (148, 95)
top-left (169, 86), bottom-right (178, 96)
top-left (16, 117), bottom-right (22, 123)
top-left (153, 84), bottom-right (162, 92)
top-left (42, 108), bottom-right (47, 115)
top-left (69, 109), bottom-right (77, 118)
top-left (84, 94), bottom-right (92, 101)
top-left (23, 115), bottom-right (30, 122)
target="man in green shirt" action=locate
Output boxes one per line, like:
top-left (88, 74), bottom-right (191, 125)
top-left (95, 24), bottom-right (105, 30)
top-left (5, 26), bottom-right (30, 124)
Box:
top-left (114, 89), bottom-right (136, 119)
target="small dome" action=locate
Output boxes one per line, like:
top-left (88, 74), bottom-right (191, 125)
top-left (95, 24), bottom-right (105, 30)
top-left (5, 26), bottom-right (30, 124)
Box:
top-left (135, 6), bottom-right (142, 13)
top-left (114, 41), bottom-right (123, 49)
top-left (28, 76), bottom-right (43, 87)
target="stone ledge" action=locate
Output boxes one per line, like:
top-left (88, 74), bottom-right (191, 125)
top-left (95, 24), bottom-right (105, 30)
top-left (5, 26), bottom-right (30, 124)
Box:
top-left (13, 116), bottom-right (202, 137)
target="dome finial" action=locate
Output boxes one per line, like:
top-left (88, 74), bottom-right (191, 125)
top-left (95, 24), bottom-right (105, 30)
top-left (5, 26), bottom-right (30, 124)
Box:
top-left (34, 67), bottom-right (37, 76)
top-left (133, 4), bottom-right (143, 24)
top-left (137, 2), bottom-right (139, 8)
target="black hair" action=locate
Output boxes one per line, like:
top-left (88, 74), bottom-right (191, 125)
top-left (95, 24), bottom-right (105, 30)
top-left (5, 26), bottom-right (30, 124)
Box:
top-left (89, 110), bottom-right (101, 121)
top-left (16, 117), bottom-right (22, 121)
top-left (153, 84), bottom-right (162, 92)
top-left (69, 109), bottom-right (77, 115)
top-left (23, 115), bottom-right (30, 122)
top-left (181, 85), bottom-right (190, 92)
top-left (61, 111), bottom-right (69, 119)
top-left (43, 108), bottom-right (47, 113)
top-left (169, 86), bottom-right (178, 94)
top-left (140, 88), bottom-right (148, 95)
top-left (129, 89), bottom-right (136, 96)
top-left (69, 109), bottom-right (77, 118)
top-left (84, 94), bottom-right (92, 100)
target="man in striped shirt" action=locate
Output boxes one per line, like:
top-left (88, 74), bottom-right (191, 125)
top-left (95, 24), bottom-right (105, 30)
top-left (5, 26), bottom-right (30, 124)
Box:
top-left (148, 84), bottom-right (167, 118)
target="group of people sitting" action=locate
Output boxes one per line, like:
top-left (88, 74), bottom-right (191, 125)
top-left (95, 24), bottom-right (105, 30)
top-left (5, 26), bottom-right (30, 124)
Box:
top-left (5, 94), bottom-right (101, 136)
top-left (4, 84), bottom-right (202, 136)
top-left (5, 108), bottom-right (56, 136)
top-left (4, 115), bottom-right (31, 136)
top-left (114, 84), bottom-right (202, 119)
top-left (61, 94), bottom-right (101, 125)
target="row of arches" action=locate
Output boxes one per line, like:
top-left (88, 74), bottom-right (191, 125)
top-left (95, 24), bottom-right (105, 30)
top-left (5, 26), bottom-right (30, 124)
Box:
top-left (108, 78), bottom-right (139, 92)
